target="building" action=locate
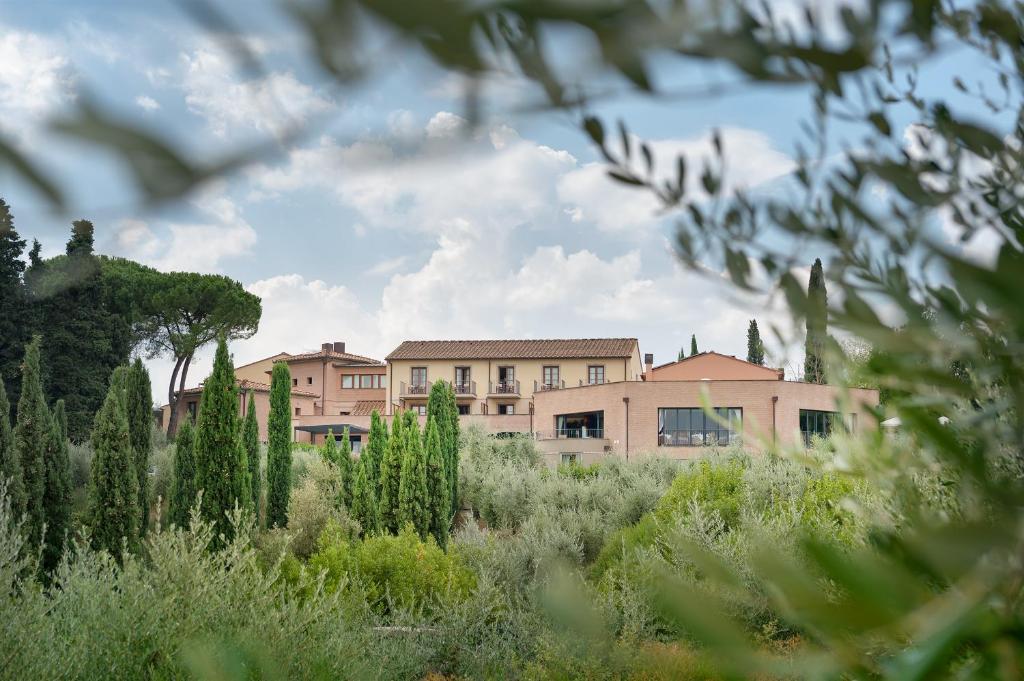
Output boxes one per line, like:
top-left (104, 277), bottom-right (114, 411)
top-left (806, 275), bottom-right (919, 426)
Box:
top-left (531, 351), bottom-right (878, 464)
top-left (384, 338), bottom-right (644, 429)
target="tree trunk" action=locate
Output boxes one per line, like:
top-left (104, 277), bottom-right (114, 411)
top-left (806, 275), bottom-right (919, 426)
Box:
top-left (166, 353), bottom-right (194, 439)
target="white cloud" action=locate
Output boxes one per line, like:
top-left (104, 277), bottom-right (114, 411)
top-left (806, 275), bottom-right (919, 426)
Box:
top-left (135, 95), bottom-right (160, 111)
top-left (0, 27), bottom-right (73, 124)
top-left (181, 42), bottom-right (333, 138)
top-left (66, 20), bottom-right (121, 64)
top-left (110, 186), bottom-right (257, 272)
top-left (366, 255), bottom-right (409, 276)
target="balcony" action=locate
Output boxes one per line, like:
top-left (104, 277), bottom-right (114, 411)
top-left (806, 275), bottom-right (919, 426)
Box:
top-left (578, 378), bottom-right (607, 386)
top-left (399, 381), bottom-right (431, 397)
top-left (536, 427), bottom-right (605, 440)
top-left (534, 379), bottom-right (566, 392)
top-left (488, 380), bottom-right (520, 396)
top-left (453, 380), bottom-right (476, 396)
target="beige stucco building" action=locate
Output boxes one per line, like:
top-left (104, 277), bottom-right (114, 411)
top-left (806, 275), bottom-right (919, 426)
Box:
top-left (531, 351), bottom-right (879, 465)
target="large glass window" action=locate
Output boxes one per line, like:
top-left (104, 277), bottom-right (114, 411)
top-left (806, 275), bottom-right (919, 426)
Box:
top-left (555, 411), bottom-right (604, 438)
top-left (359, 374), bottom-right (373, 389)
top-left (658, 407), bottom-right (742, 446)
top-left (799, 409), bottom-right (849, 444)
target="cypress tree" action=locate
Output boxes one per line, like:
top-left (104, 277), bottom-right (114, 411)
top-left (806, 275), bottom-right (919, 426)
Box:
top-left (678, 346), bottom-right (685, 361)
top-left (169, 417), bottom-right (197, 529)
top-left (265, 362), bottom-right (292, 528)
top-left (397, 416), bottom-right (428, 540)
top-left (0, 376), bottom-right (25, 520)
top-left (87, 379), bottom-right (139, 561)
top-left (378, 411), bottom-right (405, 534)
top-left (443, 382), bottom-right (460, 514)
top-left (126, 359), bottom-right (153, 535)
top-left (690, 334), bottom-right (699, 356)
top-left (747, 320), bottom-right (765, 366)
top-left (243, 392), bottom-right (260, 519)
top-left (0, 199), bottom-right (28, 412)
top-left (805, 258), bottom-right (828, 384)
top-left (193, 336), bottom-right (248, 541)
top-left (424, 416), bottom-right (450, 549)
top-left (41, 400), bottom-right (71, 572)
top-left (338, 426), bottom-right (353, 508)
top-left (13, 336), bottom-right (48, 549)
top-left (364, 410), bottom-right (387, 498)
top-left (350, 455), bottom-right (380, 536)
top-left (321, 428), bottom-right (338, 464)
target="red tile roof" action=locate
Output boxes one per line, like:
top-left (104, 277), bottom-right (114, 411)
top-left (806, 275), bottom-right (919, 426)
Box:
top-left (351, 400), bottom-right (386, 416)
top-left (281, 350), bottom-right (383, 366)
top-left (178, 379), bottom-right (319, 398)
top-left (386, 338), bottom-right (639, 360)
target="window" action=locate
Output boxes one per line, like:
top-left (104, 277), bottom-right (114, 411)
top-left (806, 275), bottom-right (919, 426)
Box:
top-left (498, 404), bottom-right (515, 415)
top-left (350, 436), bottom-right (362, 454)
top-left (457, 404), bottom-right (470, 415)
top-left (658, 407), bottom-right (742, 446)
top-left (555, 411), bottom-right (604, 438)
top-left (307, 376), bottom-right (313, 385)
top-left (588, 365), bottom-right (605, 384)
top-left (341, 375), bottom-right (354, 389)
top-left (360, 374), bottom-right (374, 389)
top-left (560, 453), bottom-right (580, 464)
top-left (294, 406), bottom-right (301, 416)
top-left (292, 378), bottom-right (298, 387)
top-left (542, 365), bottom-right (560, 388)
top-left (411, 367), bottom-right (427, 386)
top-left (378, 375), bottom-right (387, 388)
top-left (454, 366), bottom-right (471, 393)
top-left (186, 401), bottom-right (197, 420)
top-left (414, 405), bottom-right (427, 416)
top-left (800, 409), bottom-right (849, 445)
top-left (339, 411), bottom-right (350, 416)
top-left (496, 366), bottom-right (516, 393)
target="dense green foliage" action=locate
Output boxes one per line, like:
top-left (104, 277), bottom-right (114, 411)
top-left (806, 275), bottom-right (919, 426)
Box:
top-left (363, 410), bottom-right (387, 499)
top-left (0, 377), bottom-right (24, 521)
top-left (378, 411), bottom-right (404, 534)
top-left (168, 417), bottom-right (197, 529)
top-left (243, 392), bottom-right (260, 519)
top-left (424, 417), bottom-right (450, 549)
top-left (426, 380), bottom-right (460, 514)
top-left (337, 427), bottom-right (353, 509)
top-left (193, 337), bottom-right (249, 542)
top-left (125, 360), bottom-right (151, 535)
top-left (265, 362), bottom-right (292, 529)
top-left (86, 379), bottom-right (138, 561)
top-left (0, 200), bottom-right (27, 412)
top-left (689, 335), bottom-right (698, 357)
top-left (746, 320), bottom-right (764, 366)
top-left (396, 418), bottom-right (429, 539)
top-left (803, 259), bottom-right (827, 384)
top-left (350, 455), bottom-right (381, 537)
top-left (13, 337), bottom-right (48, 549)
top-left (41, 400), bottom-right (71, 573)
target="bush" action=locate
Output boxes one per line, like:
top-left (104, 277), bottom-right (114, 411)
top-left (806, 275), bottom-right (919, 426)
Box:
top-left (655, 456), bottom-right (747, 529)
top-left (309, 525), bottom-right (476, 616)
top-left (286, 458), bottom-right (358, 559)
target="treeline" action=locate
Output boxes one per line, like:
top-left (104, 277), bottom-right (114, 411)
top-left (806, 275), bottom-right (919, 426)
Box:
top-left (0, 198), bottom-right (261, 442)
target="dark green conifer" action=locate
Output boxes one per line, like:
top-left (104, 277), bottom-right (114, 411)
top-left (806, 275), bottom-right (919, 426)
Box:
top-left (364, 410), bottom-right (387, 498)
top-left (338, 426), bottom-right (353, 508)
top-left (805, 258), bottom-right (828, 383)
top-left (169, 417), bottom-right (197, 529)
top-left (424, 416), bottom-right (450, 548)
top-left (747, 320), bottom-right (765, 366)
top-left (397, 416), bottom-right (428, 540)
top-left (378, 411), bottom-right (405, 534)
top-left (126, 359), bottom-right (153, 535)
top-left (690, 334), bottom-right (698, 356)
top-left (193, 336), bottom-right (248, 542)
top-left (350, 455), bottom-right (380, 536)
top-left (13, 337), bottom-right (48, 549)
top-left (0, 376), bottom-right (25, 520)
top-left (243, 392), bottom-right (260, 519)
top-left (41, 400), bottom-right (71, 572)
top-left (87, 380), bottom-right (139, 561)
top-left (265, 362), bottom-right (292, 528)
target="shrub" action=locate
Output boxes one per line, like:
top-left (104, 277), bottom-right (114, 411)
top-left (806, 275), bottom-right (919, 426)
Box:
top-left (655, 457), bottom-right (747, 529)
top-left (286, 458), bottom-right (358, 559)
top-left (310, 525), bottom-right (476, 616)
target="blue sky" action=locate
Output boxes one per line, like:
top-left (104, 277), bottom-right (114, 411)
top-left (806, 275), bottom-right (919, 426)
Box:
top-left (0, 1), bottom-right (1001, 402)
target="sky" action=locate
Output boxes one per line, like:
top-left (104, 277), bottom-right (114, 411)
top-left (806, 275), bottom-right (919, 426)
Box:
top-left (0, 0), bottom-right (1002, 404)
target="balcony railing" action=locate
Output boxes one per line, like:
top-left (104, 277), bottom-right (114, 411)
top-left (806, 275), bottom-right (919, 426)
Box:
top-left (579, 378), bottom-right (607, 386)
top-left (488, 380), bottom-right (520, 395)
top-left (453, 380), bottom-right (476, 395)
top-left (534, 379), bottom-right (566, 391)
top-left (399, 381), bottom-right (431, 397)
top-left (536, 427), bottom-right (605, 440)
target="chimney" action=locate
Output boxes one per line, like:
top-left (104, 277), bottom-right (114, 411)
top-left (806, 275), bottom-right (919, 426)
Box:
top-left (334, 341), bottom-right (346, 354)
top-left (644, 353), bottom-right (654, 378)
top-left (321, 342), bottom-right (332, 353)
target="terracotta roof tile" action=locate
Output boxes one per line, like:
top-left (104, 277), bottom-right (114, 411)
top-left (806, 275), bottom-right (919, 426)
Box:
top-left (351, 400), bottom-right (386, 416)
top-left (386, 338), bottom-right (639, 361)
top-left (282, 350), bottom-right (383, 366)
top-left (179, 379), bottom-right (319, 398)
